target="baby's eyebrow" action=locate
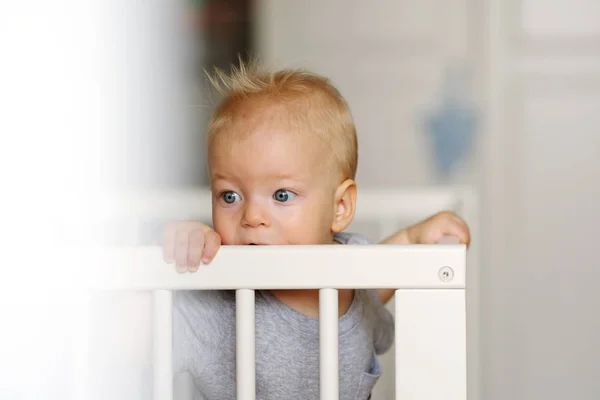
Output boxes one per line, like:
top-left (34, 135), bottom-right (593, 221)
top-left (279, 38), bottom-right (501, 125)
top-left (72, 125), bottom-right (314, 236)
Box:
top-left (211, 172), bottom-right (308, 185)
top-left (268, 174), bottom-right (310, 185)
top-left (211, 173), bottom-right (232, 182)
top-left (271, 173), bottom-right (301, 180)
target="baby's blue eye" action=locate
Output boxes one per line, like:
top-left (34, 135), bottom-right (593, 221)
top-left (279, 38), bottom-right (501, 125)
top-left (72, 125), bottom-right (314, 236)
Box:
top-left (222, 191), bottom-right (241, 204)
top-left (273, 189), bottom-right (296, 202)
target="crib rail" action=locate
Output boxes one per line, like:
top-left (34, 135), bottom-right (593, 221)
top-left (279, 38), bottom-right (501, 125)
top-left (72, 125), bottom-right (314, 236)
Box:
top-left (84, 245), bottom-right (465, 290)
top-left (79, 244), bottom-right (467, 400)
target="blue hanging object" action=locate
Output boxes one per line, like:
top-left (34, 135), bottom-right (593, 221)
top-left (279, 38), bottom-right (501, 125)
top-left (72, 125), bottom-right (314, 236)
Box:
top-left (425, 66), bottom-right (478, 181)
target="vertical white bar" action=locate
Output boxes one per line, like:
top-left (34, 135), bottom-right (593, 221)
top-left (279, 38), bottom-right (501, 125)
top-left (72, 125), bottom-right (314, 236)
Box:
top-left (319, 288), bottom-right (339, 400)
top-left (236, 289), bottom-right (256, 400)
top-left (395, 289), bottom-right (467, 400)
top-left (154, 290), bottom-right (173, 400)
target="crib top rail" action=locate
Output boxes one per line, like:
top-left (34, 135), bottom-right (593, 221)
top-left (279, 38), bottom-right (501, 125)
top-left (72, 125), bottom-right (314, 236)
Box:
top-left (79, 244), bottom-right (466, 291)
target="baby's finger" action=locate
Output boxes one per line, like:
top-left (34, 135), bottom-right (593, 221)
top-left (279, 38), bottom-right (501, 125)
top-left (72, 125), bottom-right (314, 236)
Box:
top-left (450, 213), bottom-right (469, 231)
top-left (201, 231), bottom-right (222, 264)
top-left (440, 222), bottom-right (470, 247)
top-left (174, 230), bottom-right (190, 273)
top-left (187, 229), bottom-right (206, 272)
top-left (447, 215), bottom-right (471, 247)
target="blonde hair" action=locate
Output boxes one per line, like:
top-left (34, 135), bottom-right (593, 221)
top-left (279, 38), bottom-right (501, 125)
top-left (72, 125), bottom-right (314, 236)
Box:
top-left (206, 61), bottom-right (358, 180)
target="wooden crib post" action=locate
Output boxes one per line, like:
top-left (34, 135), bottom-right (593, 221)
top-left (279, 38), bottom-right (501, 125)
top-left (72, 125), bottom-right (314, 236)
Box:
top-left (395, 288), bottom-right (467, 399)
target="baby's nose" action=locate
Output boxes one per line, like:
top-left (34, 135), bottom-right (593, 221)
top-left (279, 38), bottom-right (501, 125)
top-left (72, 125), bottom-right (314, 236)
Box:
top-left (241, 201), bottom-right (269, 228)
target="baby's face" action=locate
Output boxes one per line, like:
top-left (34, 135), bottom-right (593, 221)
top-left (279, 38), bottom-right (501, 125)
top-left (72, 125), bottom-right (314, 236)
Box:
top-left (209, 125), bottom-right (340, 245)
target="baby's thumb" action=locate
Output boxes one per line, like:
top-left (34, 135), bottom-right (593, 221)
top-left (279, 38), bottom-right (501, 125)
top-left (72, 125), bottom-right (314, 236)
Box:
top-left (201, 231), bottom-right (222, 264)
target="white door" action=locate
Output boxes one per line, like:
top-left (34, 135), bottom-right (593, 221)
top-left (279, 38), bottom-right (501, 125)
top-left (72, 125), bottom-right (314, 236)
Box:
top-left (486, 0), bottom-right (600, 399)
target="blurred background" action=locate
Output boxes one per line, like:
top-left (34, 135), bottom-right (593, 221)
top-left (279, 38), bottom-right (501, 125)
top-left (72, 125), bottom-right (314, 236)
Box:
top-left (2, 0), bottom-right (600, 399)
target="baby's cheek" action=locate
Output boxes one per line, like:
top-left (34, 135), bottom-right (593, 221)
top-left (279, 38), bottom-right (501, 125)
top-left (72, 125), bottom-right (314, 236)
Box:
top-left (284, 208), bottom-right (332, 243)
top-left (269, 208), bottom-right (303, 239)
top-left (212, 212), bottom-right (236, 242)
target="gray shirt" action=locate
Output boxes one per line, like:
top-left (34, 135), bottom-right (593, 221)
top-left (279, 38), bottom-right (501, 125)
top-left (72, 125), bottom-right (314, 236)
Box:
top-left (172, 232), bottom-right (395, 400)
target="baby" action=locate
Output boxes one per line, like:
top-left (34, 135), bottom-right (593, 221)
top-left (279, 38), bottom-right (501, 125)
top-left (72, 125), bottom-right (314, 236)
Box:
top-left (162, 62), bottom-right (470, 399)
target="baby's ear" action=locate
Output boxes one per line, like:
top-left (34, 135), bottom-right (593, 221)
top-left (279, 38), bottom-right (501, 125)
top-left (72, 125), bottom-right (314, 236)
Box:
top-left (331, 179), bottom-right (357, 233)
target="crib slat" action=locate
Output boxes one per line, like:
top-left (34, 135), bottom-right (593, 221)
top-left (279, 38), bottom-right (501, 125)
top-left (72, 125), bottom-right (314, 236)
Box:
top-left (154, 290), bottom-right (173, 400)
top-left (319, 288), bottom-right (339, 399)
top-left (236, 289), bottom-right (256, 400)
top-left (395, 289), bottom-right (467, 399)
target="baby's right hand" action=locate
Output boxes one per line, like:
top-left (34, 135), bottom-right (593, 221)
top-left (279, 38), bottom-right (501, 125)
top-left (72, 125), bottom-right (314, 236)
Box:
top-left (161, 221), bottom-right (221, 273)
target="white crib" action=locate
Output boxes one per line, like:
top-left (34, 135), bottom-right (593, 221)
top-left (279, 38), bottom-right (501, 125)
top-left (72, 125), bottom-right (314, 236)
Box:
top-left (77, 186), bottom-right (477, 400)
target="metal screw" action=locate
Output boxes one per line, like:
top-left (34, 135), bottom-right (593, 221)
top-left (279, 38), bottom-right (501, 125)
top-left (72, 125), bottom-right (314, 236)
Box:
top-left (438, 266), bottom-right (454, 282)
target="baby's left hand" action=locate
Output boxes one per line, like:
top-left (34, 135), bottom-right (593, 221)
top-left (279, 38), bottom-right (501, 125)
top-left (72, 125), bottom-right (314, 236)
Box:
top-left (407, 211), bottom-right (471, 247)
top-left (382, 211), bottom-right (471, 248)
top-left (378, 210), bottom-right (471, 304)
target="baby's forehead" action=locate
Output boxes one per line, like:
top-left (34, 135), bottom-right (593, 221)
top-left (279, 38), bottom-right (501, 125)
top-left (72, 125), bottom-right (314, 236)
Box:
top-left (209, 98), bottom-right (340, 175)
top-left (209, 138), bottom-right (340, 184)
top-left (213, 115), bottom-right (323, 150)
top-left (210, 131), bottom-right (323, 168)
